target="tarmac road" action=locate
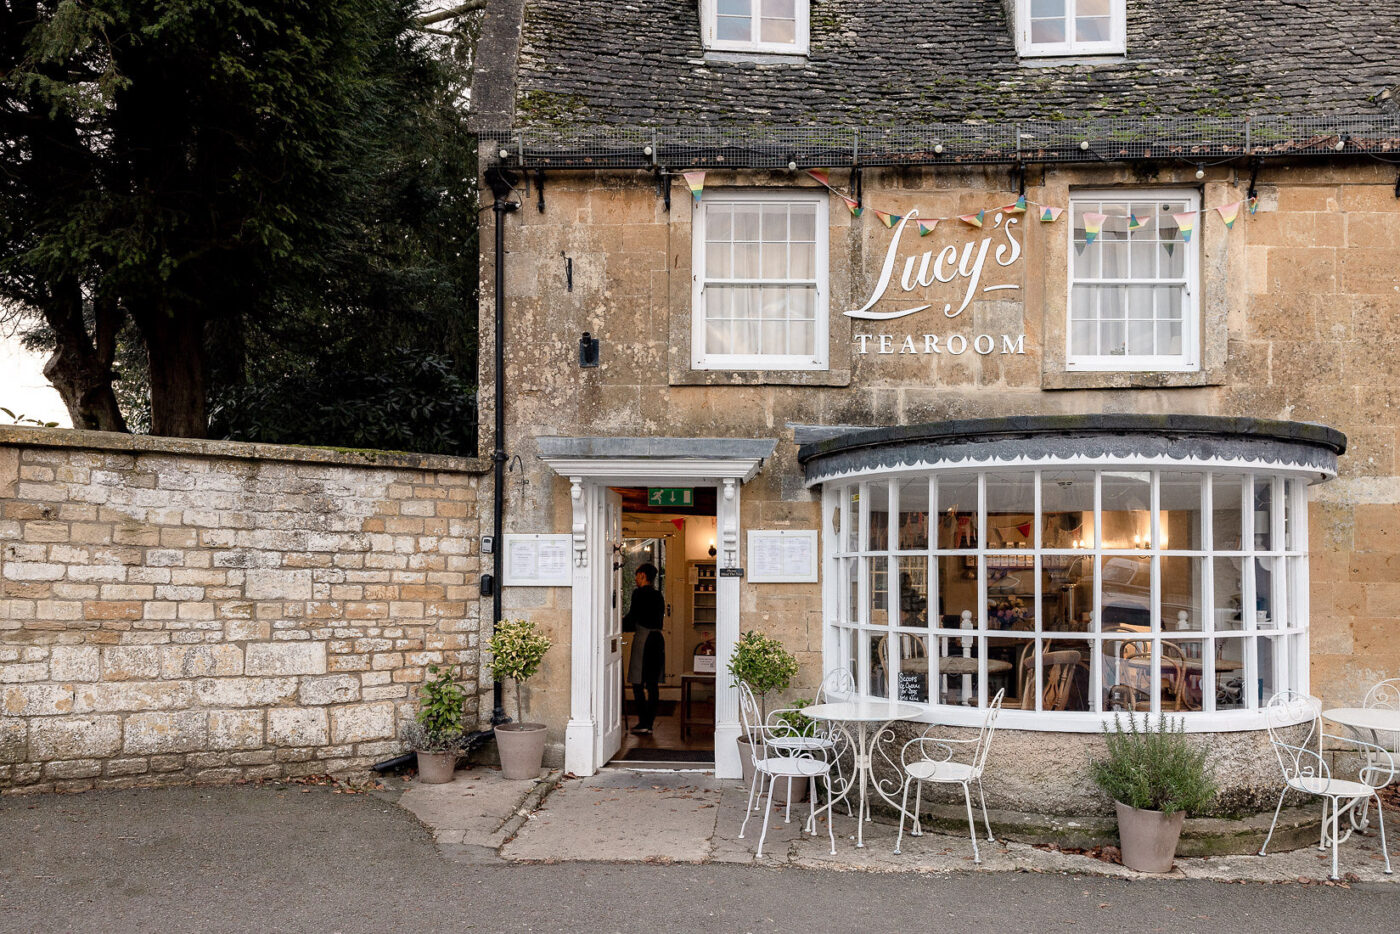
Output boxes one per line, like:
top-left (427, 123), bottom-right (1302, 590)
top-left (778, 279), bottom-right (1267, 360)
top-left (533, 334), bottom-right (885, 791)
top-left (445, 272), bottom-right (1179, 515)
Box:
top-left (1, 784), bottom-right (1397, 934)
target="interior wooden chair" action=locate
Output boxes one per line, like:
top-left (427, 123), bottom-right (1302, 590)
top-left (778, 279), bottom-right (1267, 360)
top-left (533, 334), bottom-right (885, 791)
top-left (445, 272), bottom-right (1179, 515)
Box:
top-left (1112, 639), bottom-right (1188, 711)
top-left (1017, 644), bottom-right (1082, 711)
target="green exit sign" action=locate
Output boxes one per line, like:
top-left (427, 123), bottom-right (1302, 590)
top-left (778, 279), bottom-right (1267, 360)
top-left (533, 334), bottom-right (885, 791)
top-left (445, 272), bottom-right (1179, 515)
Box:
top-left (648, 488), bottom-right (694, 507)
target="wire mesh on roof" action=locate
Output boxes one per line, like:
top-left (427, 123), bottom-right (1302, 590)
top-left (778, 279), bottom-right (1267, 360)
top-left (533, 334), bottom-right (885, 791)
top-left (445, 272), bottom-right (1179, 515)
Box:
top-left (481, 116), bottom-right (1400, 169)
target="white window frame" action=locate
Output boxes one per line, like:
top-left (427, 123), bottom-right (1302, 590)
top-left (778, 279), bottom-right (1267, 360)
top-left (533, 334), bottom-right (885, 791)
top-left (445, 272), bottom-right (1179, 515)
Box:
top-left (691, 189), bottom-right (829, 372)
top-left (699, 0), bottom-right (810, 56)
top-left (1066, 188), bottom-right (1200, 373)
top-left (1015, 0), bottom-right (1126, 58)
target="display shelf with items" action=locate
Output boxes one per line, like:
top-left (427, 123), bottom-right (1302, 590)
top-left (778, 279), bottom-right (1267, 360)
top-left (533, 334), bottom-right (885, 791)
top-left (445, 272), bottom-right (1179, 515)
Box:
top-left (690, 561), bottom-right (717, 628)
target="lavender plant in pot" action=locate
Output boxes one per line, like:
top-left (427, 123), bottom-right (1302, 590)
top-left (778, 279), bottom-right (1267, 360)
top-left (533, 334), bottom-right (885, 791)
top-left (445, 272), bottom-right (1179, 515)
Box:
top-left (402, 665), bottom-right (467, 784)
top-left (1090, 714), bottom-right (1217, 872)
top-left (488, 618), bottom-right (553, 780)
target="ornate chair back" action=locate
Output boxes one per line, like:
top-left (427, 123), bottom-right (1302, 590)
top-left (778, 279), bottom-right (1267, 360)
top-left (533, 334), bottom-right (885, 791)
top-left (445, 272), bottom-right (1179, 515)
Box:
top-left (1362, 678), bottom-right (1400, 753)
top-left (815, 667), bottom-right (856, 705)
top-left (736, 680), bottom-right (765, 761)
top-left (1264, 690), bottom-right (1323, 786)
top-left (971, 688), bottom-right (1007, 776)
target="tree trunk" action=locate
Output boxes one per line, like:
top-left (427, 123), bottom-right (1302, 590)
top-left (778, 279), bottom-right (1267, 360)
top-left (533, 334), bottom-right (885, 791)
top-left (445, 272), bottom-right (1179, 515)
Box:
top-left (141, 311), bottom-right (208, 438)
top-left (38, 281), bottom-right (128, 433)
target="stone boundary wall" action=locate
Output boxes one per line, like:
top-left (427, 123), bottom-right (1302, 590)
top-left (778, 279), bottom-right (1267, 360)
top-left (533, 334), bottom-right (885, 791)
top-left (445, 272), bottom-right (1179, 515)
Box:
top-left (0, 428), bottom-right (489, 793)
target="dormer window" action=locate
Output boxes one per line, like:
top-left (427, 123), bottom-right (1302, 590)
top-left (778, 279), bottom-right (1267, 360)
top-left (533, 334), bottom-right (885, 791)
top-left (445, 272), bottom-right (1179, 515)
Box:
top-left (1015, 0), bottom-right (1125, 58)
top-left (701, 0), bottom-right (810, 56)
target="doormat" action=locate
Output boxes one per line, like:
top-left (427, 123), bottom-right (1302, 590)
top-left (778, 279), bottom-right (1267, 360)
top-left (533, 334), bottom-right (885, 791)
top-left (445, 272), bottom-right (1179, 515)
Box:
top-left (616, 748), bottom-right (714, 763)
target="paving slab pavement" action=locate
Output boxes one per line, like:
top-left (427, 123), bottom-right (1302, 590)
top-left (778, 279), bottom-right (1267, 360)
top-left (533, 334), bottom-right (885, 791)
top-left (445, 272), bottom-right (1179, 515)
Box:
top-left (409, 764), bottom-right (1400, 885)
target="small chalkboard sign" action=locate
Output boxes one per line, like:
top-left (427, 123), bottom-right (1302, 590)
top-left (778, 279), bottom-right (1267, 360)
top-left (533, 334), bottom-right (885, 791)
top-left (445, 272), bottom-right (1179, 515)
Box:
top-left (897, 672), bottom-right (923, 703)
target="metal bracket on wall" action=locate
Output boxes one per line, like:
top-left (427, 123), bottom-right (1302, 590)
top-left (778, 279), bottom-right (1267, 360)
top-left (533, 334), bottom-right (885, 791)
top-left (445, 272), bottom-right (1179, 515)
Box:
top-left (656, 168), bottom-right (671, 212)
top-left (1246, 157), bottom-right (1262, 203)
top-left (1394, 170), bottom-right (1400, 199)
top-left (853, 165), bottom-right (863, 211)
top-left (535, 169), bottom-right (546, 213)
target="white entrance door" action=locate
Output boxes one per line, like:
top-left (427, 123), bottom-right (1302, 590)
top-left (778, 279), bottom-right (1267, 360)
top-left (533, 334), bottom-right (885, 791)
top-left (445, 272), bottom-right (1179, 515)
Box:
top-left (596, 488), bottom-right (624, 765)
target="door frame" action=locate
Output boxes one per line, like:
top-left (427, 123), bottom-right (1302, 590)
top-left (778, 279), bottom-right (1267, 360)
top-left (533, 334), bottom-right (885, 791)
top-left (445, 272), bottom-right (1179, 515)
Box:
top-left (539, 447), bottom-right (769, 779)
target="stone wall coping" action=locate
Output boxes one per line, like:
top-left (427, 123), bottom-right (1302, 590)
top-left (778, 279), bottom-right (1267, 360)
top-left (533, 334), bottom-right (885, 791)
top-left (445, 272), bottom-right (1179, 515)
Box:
top-left (0, 426), bottom-right (490, 474)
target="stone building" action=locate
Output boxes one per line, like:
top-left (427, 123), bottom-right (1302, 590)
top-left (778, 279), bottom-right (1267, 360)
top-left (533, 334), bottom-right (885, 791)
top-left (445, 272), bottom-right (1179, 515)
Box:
top-left (471, 0), bottom-right (1400, 817)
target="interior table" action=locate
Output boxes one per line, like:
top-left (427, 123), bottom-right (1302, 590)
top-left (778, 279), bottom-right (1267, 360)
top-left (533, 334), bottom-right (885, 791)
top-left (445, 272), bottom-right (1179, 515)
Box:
top-left (803, 700), bottom-right (924, 848)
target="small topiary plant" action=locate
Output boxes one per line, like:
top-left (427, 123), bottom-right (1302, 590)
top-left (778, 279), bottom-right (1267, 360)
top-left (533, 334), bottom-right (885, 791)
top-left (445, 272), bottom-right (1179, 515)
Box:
top-left (487, 618), bottom-right (553, 724)
top-left (728, 630), bottom-right (799, 719)
top-left (403, 665), bottom-right (466, 752)
top-left (1090, 714), bottom-right (1217, 816)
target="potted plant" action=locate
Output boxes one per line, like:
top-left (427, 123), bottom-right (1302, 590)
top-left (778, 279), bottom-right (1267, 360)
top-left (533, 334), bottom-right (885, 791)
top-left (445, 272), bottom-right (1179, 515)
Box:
top-left (727, 630), bottom-right (799, 786)
top-left (487, 618), bottom-right (553, 780)
top-left (1090, 714), bottom-right (1217, 872)
top-left (403, 665), bottom-right (467, 784)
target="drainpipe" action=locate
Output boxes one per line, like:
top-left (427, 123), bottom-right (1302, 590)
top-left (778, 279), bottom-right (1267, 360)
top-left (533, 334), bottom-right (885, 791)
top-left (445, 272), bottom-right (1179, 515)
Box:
top-left (485, 165), bottom-right (518, 726)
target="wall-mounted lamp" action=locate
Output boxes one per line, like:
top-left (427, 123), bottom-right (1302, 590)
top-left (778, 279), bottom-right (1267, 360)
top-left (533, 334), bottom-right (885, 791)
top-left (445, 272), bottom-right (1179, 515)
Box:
top-left (708, 541), bottom-right (717, 557)
top-left (1195, 164), bottom-right (1206, 180)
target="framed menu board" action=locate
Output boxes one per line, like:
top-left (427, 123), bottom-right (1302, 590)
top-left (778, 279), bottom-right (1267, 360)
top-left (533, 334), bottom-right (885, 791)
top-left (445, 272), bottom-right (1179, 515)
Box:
top-left (502, 534), bottom-right (573, 586)
top-left (746, 530), bottom-right (819, 583)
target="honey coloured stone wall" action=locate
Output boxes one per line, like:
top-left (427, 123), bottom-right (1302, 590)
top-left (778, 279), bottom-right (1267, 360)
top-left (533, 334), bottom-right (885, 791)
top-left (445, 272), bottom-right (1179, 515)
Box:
top-left (0, 429), bottom-right (487, 793)
top-left (483, 156), bottom-right (1400, 765)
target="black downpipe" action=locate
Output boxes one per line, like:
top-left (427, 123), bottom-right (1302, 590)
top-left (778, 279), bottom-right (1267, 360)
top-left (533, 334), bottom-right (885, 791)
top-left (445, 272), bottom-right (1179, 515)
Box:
top-left (485, 166), bottom-right (518, 727)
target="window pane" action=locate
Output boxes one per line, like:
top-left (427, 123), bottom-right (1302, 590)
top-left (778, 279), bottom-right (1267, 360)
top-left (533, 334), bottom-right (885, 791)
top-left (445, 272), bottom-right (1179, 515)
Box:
top-left (1252, 556), bottom-right (1277, 627)
top-left (759, 17), bottom-right (795, 43)
top-left (1164, 639), bottom-right (1204, 711)
top-left (1101, 555), bottom-right (1150, 632)
top-left (718, 0), bottom-right (751, 13)
top-left (1161, 556), bottom-right (1203, 631)
top-left (896, 556), bottom-right (929, 627)
top-left (733, 239), bottom-right (759, 278)
top-left (1102, 470), bottom-right (1150, 550)
top-left (1159, 471), bottom-right (1204, 550)
top-left (846, 486), bottom-right (860, 552)
top-left (868, 480), bottom-right (890, 552)
top-left (988, 589), bottom-right (1034, 632)
top-left (1214, 638), bottom-right (1247, 710)
top-left (788, 320), bottom-right (814, 356)
top-left (1258, 635), bottom-right (1284, 707)
top-left (705, 241), bottom-right (731, 278)
top-left (936, 473), bottom-right (979, 549)
top-left (1039, 638), bottom-right (1091, 710)
top-left (1103, 638), bottom-right (1152, 711)
top-left (1070, 318), bottom-right (1095, 356)
top-left (1214, 556), bottom-right (1245, 631)
top-left (1254, 477), bottom-right (1276, 551)
top-left (1099, 241), bottom-right (1127, 278)
top-left (760, 241), bottom-right (787, 278)
top-left (789, 240), bottom-right (814, 278)
top-left (1213, 474), bottom-right (1245, 550)
top-left (897, 478), bottom-right (930, 550)
top-left (934, 631), bottom-right (983, 706)
top-left (868, 556), bottom-right (890, 625)
top-left (1031, 0), bottom-right (1065, 16)
top-left (716, 15), bottom-right (751, 41)
top-left (1076, 16), bottom-right (1110, 41)
top-left (707, 203), bottom-right (732, 242)
top-left (936, 555), bottom-right (977, 628)
top-left (761, 204), bottom-right (787, 242)
top-left (1030, 19), bottom-right (1066, 43)
top-left (895, 632), bottom-right (931, 703)
top-left (847, 556), bottom-right (860, 623)
top-left (1053, 554), bottom-right (1094, 632)
top-left (1126, 315), bottom-right (1154, 356)
top-left (869, 633), bottom-right (890, 698)
top-left (1156, 318), bottom-right (1183, 355)
top-left (761, 0), bottom-right (794, 18)
top-left (790, 205), bottom-right (816, 241)
top-left (733, 204), bottom-right (760, 242)
top-left (1078, 0), bottom-right (1110, 14)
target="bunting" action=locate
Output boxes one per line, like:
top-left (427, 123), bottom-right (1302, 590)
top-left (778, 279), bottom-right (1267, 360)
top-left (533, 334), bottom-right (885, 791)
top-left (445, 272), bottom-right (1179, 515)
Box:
top-left (841, 195), bottom-right (863, 218)
top-left (1040, 206), bottom-right (1064, 223)
top-left (1127, 212), bottom-right (1145, 232)
top-left (916, 219), bottom-right (939, 237)
top-left (1216, 201), bottom-right (1241, 229)
top-left (1007, 196), bottom-right (1027, 214)
top-left (872, 208), bottom-right (900, 229)
top-left (958, 209), bottom-right (985, 228)
top-left (682, 171), bottom-right (706, 202)
top-left (805, 168), bottom-right (831, 187)
top-left (1247, 195), bottom-right (1259, 215)
top-left (1082, 212), bottom-right (1107, 245)
top-left (1173, 212), bottom-right (1196, 243)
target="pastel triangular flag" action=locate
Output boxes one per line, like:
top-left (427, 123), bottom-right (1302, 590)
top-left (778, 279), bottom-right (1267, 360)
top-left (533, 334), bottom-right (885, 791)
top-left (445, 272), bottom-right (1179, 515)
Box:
top-left (1173, 212), bottom-right (1196, 242)
top-left (1039, 206), bottom-right (1063, 222)
top-left (1006, 196), bottom-right (1027, 214)
top-left (806, 169), bottom-right (831, 188)
top-left (1127, 212), bottom-right (1145, 231)
top-left (1247, 196), bottom-right (1259, 215)
top-left (1164, 242), bottom-right (1176, 257)
top-left (841, 195), bottom-right (862, 218)
top-left (916, 219), bottom-right (940, 237)
top-left (1216, 201), bottom-right (1241, 229)
top-left (958, 210), bottom-right (985, 228)
top-left (872, 209), bottom-right (900, 228)
top-left (1081, 212), bottom-right (1107, 245)
top-left (682, 171), bottom-right (705, 202)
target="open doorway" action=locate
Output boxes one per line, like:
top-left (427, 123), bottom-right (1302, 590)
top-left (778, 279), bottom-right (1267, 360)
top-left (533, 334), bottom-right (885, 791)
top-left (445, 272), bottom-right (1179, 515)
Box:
top-left (610, 486), bottom-right (718, 764)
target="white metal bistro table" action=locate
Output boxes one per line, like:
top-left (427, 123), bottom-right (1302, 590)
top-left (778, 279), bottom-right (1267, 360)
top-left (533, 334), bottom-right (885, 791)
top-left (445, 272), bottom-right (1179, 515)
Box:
top-left (1322, 707), bottom-right (1400, 838)
top-left (803, 700), bottom-right (924, 848)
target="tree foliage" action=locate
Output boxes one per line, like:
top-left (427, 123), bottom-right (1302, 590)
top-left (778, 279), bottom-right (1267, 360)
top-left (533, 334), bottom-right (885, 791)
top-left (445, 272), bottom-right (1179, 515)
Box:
top-left (1, 0), bottom-right (479, 450)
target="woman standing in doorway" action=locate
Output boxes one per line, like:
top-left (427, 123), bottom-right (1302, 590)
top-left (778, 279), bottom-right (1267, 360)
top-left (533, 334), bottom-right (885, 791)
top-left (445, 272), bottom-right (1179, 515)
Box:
top-left (623, 562), bottom-right (665, 734)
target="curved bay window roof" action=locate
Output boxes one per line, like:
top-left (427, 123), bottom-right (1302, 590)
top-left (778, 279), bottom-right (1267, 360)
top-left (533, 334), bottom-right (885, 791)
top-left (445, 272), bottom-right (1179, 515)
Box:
top-left (798, 416), bottom-right (1346, 732)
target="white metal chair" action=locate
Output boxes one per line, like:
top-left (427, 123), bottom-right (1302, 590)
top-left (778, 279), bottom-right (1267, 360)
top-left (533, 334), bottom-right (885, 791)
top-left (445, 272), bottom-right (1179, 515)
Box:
top-left (737, 681), bottom-right (837, 857)
top-left (1258, 691), bottom-right (1394, 880)
top-left (894, 688), bottom-right (1006, 861)
top-left (1363, 679), bottom-right (1400, 753)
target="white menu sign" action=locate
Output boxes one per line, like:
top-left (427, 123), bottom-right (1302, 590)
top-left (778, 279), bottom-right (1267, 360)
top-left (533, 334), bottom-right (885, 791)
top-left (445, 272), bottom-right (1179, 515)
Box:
top-left (503, 534), bottom-right (573, 587)
top-left (747, 530), bottom-right (819, 583)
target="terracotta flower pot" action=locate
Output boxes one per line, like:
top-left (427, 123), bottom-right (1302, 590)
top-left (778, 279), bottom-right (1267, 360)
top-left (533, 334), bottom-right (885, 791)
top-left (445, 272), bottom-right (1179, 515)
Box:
top-left (496, 722), bottom-right (547, 780)
top-left (1115, 800), bottom-right (1186, 873)
top-left (415, 749), bottom-right (458, 784)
